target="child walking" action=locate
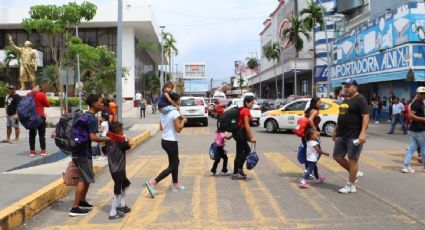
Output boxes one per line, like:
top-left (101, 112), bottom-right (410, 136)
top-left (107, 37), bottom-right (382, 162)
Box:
top-left (106, 122), bottom-right (133, 220)
top-left (299, 129), bottom-right (329, 189)
top-left (210, 128), bottom-right (232, 176)
top-left (157, 82), bottom-right (180, 114)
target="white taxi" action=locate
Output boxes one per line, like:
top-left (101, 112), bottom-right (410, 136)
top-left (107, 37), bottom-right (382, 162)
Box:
top-left (180, 97), bottom-right (209, 126)
top-left (226, 98), bottom-right (262, 126)
top-left (259, 98), bottom-right (340, 136)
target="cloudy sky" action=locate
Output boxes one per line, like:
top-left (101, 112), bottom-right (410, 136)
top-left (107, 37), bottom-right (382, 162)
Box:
top-left (4, 0), bottom-right (277, 84)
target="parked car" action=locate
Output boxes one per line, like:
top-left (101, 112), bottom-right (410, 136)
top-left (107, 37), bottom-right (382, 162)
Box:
top-left (226, 98), bottom-right (261, 126)
top-left (259, 98), bottom-right (340, 136)
top-left (180, 96), bottom-right (209, 126)
top-left (211, 98), bottom-right (229, 118)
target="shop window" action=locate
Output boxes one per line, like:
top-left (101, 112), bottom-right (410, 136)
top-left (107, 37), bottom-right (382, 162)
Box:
top-left (301, 79), bottom-right (309, 96)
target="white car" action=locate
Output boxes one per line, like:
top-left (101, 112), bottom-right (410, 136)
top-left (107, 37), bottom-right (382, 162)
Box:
top-left (226, 98), bottom-right (261, 126)
top-left (180, 97), bottom-right (209, 126)
top-left (259, 98), bottom-right (340, 136)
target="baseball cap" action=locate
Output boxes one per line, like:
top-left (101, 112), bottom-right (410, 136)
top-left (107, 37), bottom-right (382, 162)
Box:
top-left (416, 86), bottom-right (425, 93)
top-left (342, 79), bottom-right (359, 86)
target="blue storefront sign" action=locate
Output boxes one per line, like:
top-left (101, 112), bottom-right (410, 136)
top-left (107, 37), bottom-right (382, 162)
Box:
top-left (184, 79), bottom-right (209, 93)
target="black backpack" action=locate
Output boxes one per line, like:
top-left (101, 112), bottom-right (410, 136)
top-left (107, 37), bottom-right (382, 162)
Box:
top-left (55, 110), bottom-right (89, 154)
top-left (217, 107), bottom-right (240, 132)
top-left (17, 92), bottom-right (43, 130)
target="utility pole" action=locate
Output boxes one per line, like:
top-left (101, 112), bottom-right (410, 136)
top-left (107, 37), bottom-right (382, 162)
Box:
top-left (116, 0), bottom-right (123, 122)
top-left (75, 0), bottom-right (82, 111)
top-left (160, 26), bottom-right (165, 90)
top-left (318, 0), bottom-right (333, 97)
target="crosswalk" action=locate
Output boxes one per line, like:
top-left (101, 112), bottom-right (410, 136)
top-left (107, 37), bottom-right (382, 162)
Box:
top-left (35, 146), bottom-right (425, 229)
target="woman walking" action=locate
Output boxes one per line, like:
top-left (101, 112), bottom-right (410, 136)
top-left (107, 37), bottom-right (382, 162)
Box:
top-left (232, 96), bottom-right (256, 180)
top-left (145, 93), bottom-right (186, 198)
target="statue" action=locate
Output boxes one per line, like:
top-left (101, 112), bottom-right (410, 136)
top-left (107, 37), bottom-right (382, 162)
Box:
top-left (8, 35), bottom-right (38, 90)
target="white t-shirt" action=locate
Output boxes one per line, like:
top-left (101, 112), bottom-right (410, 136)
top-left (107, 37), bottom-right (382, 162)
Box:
top-left (101, 121), bottom-right (109, 137)
top-left (392, 102), bottom-right (405, 115)
top-left (135, 93), bottom-right (142, 101)
top-left (306, 140), bottom-right (320, 162)
top-left (160, 110), bottom-right (180, 141)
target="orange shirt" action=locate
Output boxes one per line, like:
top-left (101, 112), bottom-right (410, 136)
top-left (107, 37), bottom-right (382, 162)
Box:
top-left (109, 101), bottom-right (118, 123)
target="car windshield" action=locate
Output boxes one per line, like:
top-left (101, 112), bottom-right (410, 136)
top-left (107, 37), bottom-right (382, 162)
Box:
top-left (234, 100), bottom-right (243, 106)
top-left (181, 99), bottom-right (204, 107)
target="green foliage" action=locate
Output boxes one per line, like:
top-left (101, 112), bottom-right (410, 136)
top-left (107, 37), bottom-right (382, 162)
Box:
top-left (48, 97), bottom-right (87, 107)
top-left (281, 16), bottom-right (310, 53)
top-left (0, 81), bottom-right (8, 97)
top-left (301, 0), bottom-right (325, 31)
top-left (264, 42), bottom-right (280, 63)
top-left (37, 65), bottom-right (59, 94)
top-left (137, 41), bottom-right (161, 54)
top-left (147, 72), bottom-right (160, 95)
top-left (246, 58), bottom-right (259, 70)
top-left (175, 79), bottom-right (185, 96)
top-left (163, 32), bottom-right (179, 61)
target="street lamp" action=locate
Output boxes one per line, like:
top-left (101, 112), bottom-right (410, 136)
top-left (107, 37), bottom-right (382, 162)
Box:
top-left (317, 0), bottom-right (333, 97)
top-left (116, 0), bottom-right (123, 122)
top-left (160, 26), bottom-right (166, 91)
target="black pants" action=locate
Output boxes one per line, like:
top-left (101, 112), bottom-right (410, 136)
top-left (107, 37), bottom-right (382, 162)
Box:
top-left (155, 140), bottom-right (180, 184)
top-left (29, 118), bottom-right (46, 151)
top-left (140, 108), bottom-right (146, 118)
top-left (233, 128), bottom-right (251, 174)
top-left (211, 146), bottom-right (228, 173)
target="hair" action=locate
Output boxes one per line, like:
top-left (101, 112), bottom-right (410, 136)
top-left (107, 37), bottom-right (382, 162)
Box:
top-left (243, 96), bottom-right (255, 107)
top-left (109, 122), bottom-right (124, 134)
top-left (101, 111), bottom-right (109, 120)
top-left (305, 128), bottom-right (315, 140)
top-left (86, 94), bottom-right (101, 107)
top-left (216, 127), bottom-right (225, 133)
top-left (305, 97), bottom-right (320, 116)
top-left (169, 92), bottom-right (180, 102)
top-left (163, 82), bottom-right (174, 91)
top-left (103, 98), bottom-right (111, 108)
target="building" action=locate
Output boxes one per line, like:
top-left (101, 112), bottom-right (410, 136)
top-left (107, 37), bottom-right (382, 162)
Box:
top-left (227, 60), bottom-right (256, 97)
top-left (250, 0), bottom-right (314, 99)
top-left (330, 0), bottom-right (425, 117)
top-left (0, 3), bottom-right (161, 99)
top-left (183, 63), bottom-right (209, 96)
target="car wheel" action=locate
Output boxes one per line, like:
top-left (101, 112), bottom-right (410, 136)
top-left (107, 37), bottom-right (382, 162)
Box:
top-left (323, 122), bottom-right (336, 137)
top-left (203, 118), bottom-right (208, 126)
top-left (265, 119), bottom-right (278, 133)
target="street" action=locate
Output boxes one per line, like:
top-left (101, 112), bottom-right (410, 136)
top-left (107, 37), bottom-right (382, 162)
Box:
top-left (18, 117), bottom-right (425, 230)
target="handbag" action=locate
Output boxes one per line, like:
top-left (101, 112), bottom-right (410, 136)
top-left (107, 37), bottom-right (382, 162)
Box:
top-left (246, 144), bottom-right (259, 170)
top-left (62, 160), bottom-right (80, 186)
top-left (297, 143), bottom-right (307, 164)
top-left (209, 142), bottom-right (218, 160)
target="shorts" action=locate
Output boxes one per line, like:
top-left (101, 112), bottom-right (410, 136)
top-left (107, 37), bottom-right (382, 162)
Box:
top-left (111, 171), bottom-right (131, 195)
top-left (73, 156), bottom-right (95, 184)
top-left (333, 137), bottom-right (363, 160)
top-left (6, 115), bottom-right (19, 128)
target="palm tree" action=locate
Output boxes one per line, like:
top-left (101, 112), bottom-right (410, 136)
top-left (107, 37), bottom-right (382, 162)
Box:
top-left (163, 32), bottom-right (178, 74)
top-left (281, 16), bottom-right (310, 95)
top-left (237, 75), bottom-right (245, 95)
top-left (264, 42), bottom-right (280, 98)
top-left (246, 57), bottom-right (259, 93)
top-left (301, 0), bottom-right (325, 96)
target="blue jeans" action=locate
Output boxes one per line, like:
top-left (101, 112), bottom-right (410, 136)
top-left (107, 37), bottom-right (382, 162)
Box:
top-left (389, 114), bottom-right (407, 134)
top-left (404, 131), bottom-right (425, 167)
top-left (372, 108), bottom-right (380, 122)
top-left (304, 161), bottom-right (319, 180)
top-left (159, 105), bottom-right (176, 114)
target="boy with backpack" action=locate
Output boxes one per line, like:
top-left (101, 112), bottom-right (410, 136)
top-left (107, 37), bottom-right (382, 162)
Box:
top-left (106, 122), bottom-right (133, 219)
top-left (69, 94), bottom-right (111, 217)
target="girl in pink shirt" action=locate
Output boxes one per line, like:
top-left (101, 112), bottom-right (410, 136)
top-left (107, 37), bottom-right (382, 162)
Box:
top-left (210, 128), bottom-right (232, 176)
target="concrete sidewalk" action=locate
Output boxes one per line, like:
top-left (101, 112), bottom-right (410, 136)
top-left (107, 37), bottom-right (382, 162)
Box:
top-left (0, 106), bottom-right (160, 230)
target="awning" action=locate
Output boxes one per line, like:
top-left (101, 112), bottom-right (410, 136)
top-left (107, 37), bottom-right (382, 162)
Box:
top-left (331, 70), bottom-right (425, 86)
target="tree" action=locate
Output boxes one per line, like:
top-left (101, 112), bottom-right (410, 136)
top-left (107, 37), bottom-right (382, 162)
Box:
top-left (264, 42), bottom-right (280, 98)
top-left (301, 0), bottom-right (325, 96)
top-left (21, 2), bottom-right (97, 113)
top-left (246, 57), bottom-right (259, 71)
top-left (1, 46), bottom-right (20, 82)
top-left (147, 72), bottom-right (160, 96)
top-left (37, 64), bottom-right (59, 94)
top-left (175, 79), bottom-right (185, 96)
top-left (163, 32), bottom-right (178, 73)
top-left (237, 75), bottom-right (245, 95)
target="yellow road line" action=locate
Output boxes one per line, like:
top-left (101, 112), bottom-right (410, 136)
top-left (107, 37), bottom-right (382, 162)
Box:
top-left (206, 161), bottom-right (219, 225)
top-left (181, 155), bottom-right (204, 176)
top-left (361, 155), bottom-right (394, 171)
top-left (318, 157), bottom-right (346, 173)
top-left (239, 179), bottom-right (266, 222)
top-left (191, 172), bottom-right (203, 227)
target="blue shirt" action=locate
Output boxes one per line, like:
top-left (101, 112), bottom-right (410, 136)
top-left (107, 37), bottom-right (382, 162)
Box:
top-left (157, 93), bottom-right (170, 109)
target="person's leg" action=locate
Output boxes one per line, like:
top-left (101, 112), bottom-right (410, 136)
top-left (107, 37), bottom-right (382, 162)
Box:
top-left (347, 138), bottom-right (363, 184)
top-left (234, 141), bottom-right (242, 174)
top-left (403, 134), bottom-right (418, 167)
top-left (348, 159), bottom-right (359, 184)
top-left (312, 162), bottom-right (319, 180)
top-left (415, 132), bottom-right (425, 168)
top-left (239, 141), bottom-right (251, 171)
top-left (143, 109), bottom-right (146, 118)
top-left (389, 115), bottom-right (396, 133)
top-left (333, 137), bottom-right (349, 171)
top-left (222, 152), bottom-right (229, 173)
top-left (109, 179), bottom-right (122, 217)
top-left (72, 182), bottom-right (89, 208)
top-left (301, 138), bottom-right (308, 170)
top-left (211, 158), bottom-right (221, 174)
top-left (38, 119), bottom-right (47, 150)
top-left (399, 115), bottom-right (408, 134)
top-left (154, 140), bottom-right (175, 183)
top-left (169, 142), bottom-right (180, 184)
top-left (6, 126), bottom-right (12, 141)
top-left (29, 128), bottom-right (36, 151)
top-left (15, 127), bottom-right (20, 141)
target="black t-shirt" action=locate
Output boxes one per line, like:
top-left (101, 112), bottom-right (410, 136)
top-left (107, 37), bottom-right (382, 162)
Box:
top-left (336, 94), bottom-right (369, 139)
top-left (409, 100), bottom-right (425, 132)
top-left (6, 93), bottom-right (21, 116)
top-left (107, 141), bottom-right (131, 174)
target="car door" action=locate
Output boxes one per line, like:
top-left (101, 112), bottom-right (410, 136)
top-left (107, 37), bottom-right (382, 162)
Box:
top-left (278, 100), bottom-right (308, 129)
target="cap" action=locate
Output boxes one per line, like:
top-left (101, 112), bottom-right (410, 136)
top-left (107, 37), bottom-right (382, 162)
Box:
top-left (416, 86), bottom-right (425, 93)
top-left (342, 79), bottom-right (359, 86)
top-left (9, 85), bottom-right (16, 90)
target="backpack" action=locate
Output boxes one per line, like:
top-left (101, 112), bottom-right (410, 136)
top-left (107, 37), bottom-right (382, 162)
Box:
top-left (294, 117), bottom-right (310, 137)
top-left (217, 107), bottom-right (240, 132)
top-left (297, 143), bottom-right (307, 164)
top-left (55, 111), bottom-right (90, 154)
top-left (62, 160), bottom-right (80, 186)
top-left (246, 145), bottom-right (259, 170)
top-left (209, 142), bottom-right (218, 160)
top-left (17, 92), bottom-right (43, 130)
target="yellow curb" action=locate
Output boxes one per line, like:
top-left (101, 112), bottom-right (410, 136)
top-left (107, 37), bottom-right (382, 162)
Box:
top-left (0, 129), bottom-right (154, 230)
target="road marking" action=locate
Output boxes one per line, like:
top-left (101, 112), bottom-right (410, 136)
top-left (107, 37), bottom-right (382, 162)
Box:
top-left (238, 179), bottom-right (266, 221)
top-left (181, 155), bottom-right (204, 176)
top-left (206, 160), bottom-right (219, 225)
top-left (318, 157), bottom-right (346, 173)
top-left (361, 155), bottom-right (396, 171)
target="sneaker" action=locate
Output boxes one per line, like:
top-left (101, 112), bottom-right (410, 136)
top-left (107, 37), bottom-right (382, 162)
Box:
top-left (238, 170), bottom-right (247, 177)
top-left (171, 185), bottom-right (186, 192)
top-left (69, 207), bottom-right (89, 217)
top-left (231, 173), bottom-right (247, 180)
top-left (109, 211), bottom-right (125, 220)
top-left (221, 170), bottom-right (230, 176)
top-left (40, 150), bottom-right (48, 156)
top-left (79, 201), bottom-right (93, 210)
top-left (29, 150), bottom-right (36, 157)
top-left (316, 176), bottom-right (326, 184)
top-left (145, 181), bottom-right (156, 198)
top-left (355, 171), bottom-right (364, 183)
top-left (210, 171), bottom-right (217, 176)
top-left (401, 166), bottom-right (415, 173)
top-left (338, 182), bottom-right (357, 194)
top-left (117, 206), bottom-right (131, 213)
top-left (299, 181), bottom-right (310, 189)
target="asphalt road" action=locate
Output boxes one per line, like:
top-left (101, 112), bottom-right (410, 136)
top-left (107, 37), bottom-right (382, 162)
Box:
top-left (18, 117), bottom-right (425, 230)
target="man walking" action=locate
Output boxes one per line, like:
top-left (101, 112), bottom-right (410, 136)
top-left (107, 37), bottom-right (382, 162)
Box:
top-left (140, 98), bottom-right (146, 118)
top-left (29, 86), bottom-right (50, 157)
top-left (135, 91), bottom-right (142, 107)
top-left (401, 87), bottom-right (425, 173)
top-left (332, 79), bottom-right (369, 194)
top-left (388, 97), bottom-right (408, 134)
top-left (3, 85), bottom-right (21, 143)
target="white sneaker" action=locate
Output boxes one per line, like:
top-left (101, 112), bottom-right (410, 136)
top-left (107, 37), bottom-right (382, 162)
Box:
top-left (338, 182), bottom-right (357, 194)
top-left (375, 121), bottom-right (380, 124)
top-left (401, 166), bottom-right (415, 173)
top-left (355, 171), bottom-right (364, 183)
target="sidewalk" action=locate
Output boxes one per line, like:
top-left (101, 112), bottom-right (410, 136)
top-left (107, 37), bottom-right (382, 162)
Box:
top-left (0, 106), bottom-right (160, 229)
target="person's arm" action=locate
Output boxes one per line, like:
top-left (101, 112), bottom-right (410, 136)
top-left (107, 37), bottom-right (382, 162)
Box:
top-left (8, 35), bottom-right (22, 54)
top-left (159, 122), bottom-right (163, 131)
top-left (224, 133), bottom-right (233, 140)
top-left (243, 115), bottom-right (255, 143)
top-left (358, 96), bottom-right (370, 144)
top-left (90, 133), bottom-right (110, 142)
top-left (174, 116), bottom-right (185, 133)
top-left (42, 94), bottom-right (50, 107)
top-left (308, 109), bottom-right (319, 132)
top-left (314, 145), bottom-right (329, 156)
top-left (164, 92), bottom-right (179, 108)
top-left (409, 104), bottom-right (425, 123)
top-left (332, 124), bottom-right (338, 141)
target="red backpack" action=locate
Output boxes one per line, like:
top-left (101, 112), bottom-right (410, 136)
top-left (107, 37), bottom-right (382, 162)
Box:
top-left (294, 117), bottom-right (309, 137)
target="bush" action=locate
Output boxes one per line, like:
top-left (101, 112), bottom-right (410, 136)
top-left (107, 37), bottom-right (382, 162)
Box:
top-left (48, 97), bottom-right (87, 107)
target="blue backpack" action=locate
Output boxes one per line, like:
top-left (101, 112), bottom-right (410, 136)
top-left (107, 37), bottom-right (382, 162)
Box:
top-left (297, 143), bottom-right (307, 164)
top-left (246, 145), bottom-right (259, 170)
top-left (55, 111), bottom-right (90, 154)
top-left (17, 92), bottom-right (43, 130)
top-left (209, 142), bottom-right (218, 160)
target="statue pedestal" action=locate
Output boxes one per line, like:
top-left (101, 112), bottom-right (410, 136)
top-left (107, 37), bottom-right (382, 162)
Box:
top-left (16, 90), bottom-right (31, 96)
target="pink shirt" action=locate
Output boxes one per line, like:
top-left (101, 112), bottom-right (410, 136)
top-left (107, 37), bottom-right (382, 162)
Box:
top-left (215, 132), bottom-right (225, 147)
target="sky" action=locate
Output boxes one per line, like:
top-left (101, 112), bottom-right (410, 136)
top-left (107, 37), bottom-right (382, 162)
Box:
top-left (3, 0), bottom-right (277, 85)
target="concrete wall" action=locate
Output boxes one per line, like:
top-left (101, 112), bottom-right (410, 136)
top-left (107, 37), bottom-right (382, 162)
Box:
top-left (122, 26), bottom-right (136, 99)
